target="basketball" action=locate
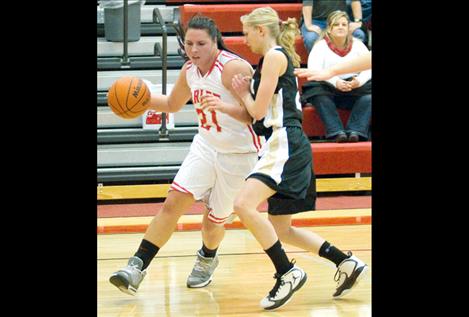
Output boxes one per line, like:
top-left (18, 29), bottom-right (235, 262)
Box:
top-left (107, 76), bottom-right (151, 119)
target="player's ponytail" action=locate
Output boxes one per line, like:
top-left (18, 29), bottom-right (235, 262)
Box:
top-left (241, 7), bottom-right (301, 67)
top-left (278, 18), bottom-right (301, 68)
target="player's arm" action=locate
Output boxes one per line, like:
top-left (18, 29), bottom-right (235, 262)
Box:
top-left (294, 51), bottom-right (372, 81)
top-left (233, 49), bottom-right (286, 120)
top-left (200, 59), bottom-right (253, 124)
top-left (146, 62), bottom-right (192, 113)
top-left (220, 59), bottom-right (254, 123)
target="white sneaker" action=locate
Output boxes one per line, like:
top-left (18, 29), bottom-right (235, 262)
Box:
top-left (333, 252), bottom-right (369, 298)
top-left (109, 256), bottom-right (147, 295)
top-left (186, 250), bottom-right (219, 288)
top-left (260, 264), bottom-right (307, 310)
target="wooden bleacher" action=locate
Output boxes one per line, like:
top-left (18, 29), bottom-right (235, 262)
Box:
top-left (224, 36), bottom-right (308, 66)
top-left (98, 175), bottom-right (371, 200)
top-left (302, 107), bottom-right (351, 138)
top-left (98, 141), bottom-right (371, 200)
top-left (178, 3), bottom-right (302, 33)
top-left (176, 3), bottom-right (307, 64)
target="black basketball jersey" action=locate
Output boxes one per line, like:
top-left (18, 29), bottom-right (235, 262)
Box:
top-left (251, 46), bottom-right (303, 139)
top-left (247, 47), bottom-right (315, 206)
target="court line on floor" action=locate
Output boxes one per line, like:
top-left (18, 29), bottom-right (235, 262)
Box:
top-left (98, 208), bottom-right (372, 234)
top-left (98, 248), bottom-right (371, 262)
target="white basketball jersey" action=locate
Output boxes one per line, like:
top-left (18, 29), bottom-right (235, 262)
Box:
top-left (186, 50), bottom-right (262, 154)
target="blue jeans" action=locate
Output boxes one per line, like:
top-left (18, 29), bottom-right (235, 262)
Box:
top-left (301, 20), bottom-right (367, 53)
top-left (311, 94), bottom-right (371, 139)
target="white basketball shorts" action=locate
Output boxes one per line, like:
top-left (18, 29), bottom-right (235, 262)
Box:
top-left (170, 134), bottom-right (258, 224)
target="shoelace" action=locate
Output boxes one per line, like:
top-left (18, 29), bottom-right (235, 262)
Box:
top-left (127, 264), bottom-right (141, 272)
top-left (194, 259), bottom-right (207, 272)
top-left (333, 267), bottom-right (343, 285)
top-left (268, 273), bottom-right (285, 298)
top-left (333, 252), bottom-right (354, 285)
top-left (268, 259), bottom-right (296, 298)
top-left (127, 258), bottom-right (143, 271)
top-left (192, 258), bottom-right (213, 275)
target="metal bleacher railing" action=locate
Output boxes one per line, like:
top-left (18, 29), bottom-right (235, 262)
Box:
top-left (98, 1), bottom-right (197, 184)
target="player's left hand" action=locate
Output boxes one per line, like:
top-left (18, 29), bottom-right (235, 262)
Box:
top-left (200, 95), bottom-right (226, 113)
top-left (231, 74), bottom-right (251, 98)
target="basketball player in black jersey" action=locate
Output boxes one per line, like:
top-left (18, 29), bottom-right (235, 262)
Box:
top-left (202, 7), bottom-right (369, 310)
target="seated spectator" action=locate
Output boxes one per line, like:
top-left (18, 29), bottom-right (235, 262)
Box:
top-left (300, 10), bottom-right (371, 142)
top-left (346, 0), bottom-right (371, 48)
top-left (301, 0), bottom-right (366, 53)
top-left (360, 0), bottom-right (371, 29)
top-left (361, 0), bottom-right (372, 49)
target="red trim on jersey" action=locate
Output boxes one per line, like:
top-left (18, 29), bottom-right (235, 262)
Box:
top-left (170, 181), bottom-right (193, 195)
top-left (215, 60), bottom-right (224, 69)
top-left (207, 211), bottom-right (230, 224)
top-left (215, 60), bottom-right (224, 73)
top-left (214, 63), bottom-right (224, 74)
top-left (247, 125), bottom-right (261, 152)
top-left (205, 50), bottom-right (222, 77)
top-left (221, 51), bottom-right (238, 59)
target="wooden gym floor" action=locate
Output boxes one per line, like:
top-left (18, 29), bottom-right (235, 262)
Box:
top-left (98, 213), bottom-right (371, 316)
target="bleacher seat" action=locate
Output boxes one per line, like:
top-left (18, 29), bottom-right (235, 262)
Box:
top-left (179, 3), bottom-right (302, 34)
top-left (224, 36), bottom-right (308, 66)
top-left (97, 141), bottom-right (371, 183)
top-left (302, 107), bottom-right (351, 139)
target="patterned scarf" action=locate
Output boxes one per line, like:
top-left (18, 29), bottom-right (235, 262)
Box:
top-left (324, 35), bottom-right (352, 57)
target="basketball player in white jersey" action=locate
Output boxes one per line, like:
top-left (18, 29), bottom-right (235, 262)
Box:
top-left (109, 16), bottom-right (306, 310)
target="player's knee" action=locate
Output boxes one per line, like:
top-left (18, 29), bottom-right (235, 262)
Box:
top-left (161, 201), bottom-right (186, 218)
top-left (233, 197), bottom-right (252, 218)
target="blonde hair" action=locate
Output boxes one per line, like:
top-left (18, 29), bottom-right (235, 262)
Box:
top-left (240, 7), bottom-right (301, 67)
top-left (320, 10), bottom-right (353, 48)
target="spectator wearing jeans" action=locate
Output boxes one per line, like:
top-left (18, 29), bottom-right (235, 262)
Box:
top-left (300, 10), bottom-right (371, 142)
top-left (346, 0), bottom-right (371, 48)
top-left (301, 0), bottom-right (366, 53)
top-left (360, 0), bottom-right (372, 48)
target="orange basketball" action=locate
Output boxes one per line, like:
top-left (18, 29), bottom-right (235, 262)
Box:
top-left (107, 76), bottom-right (151, 119)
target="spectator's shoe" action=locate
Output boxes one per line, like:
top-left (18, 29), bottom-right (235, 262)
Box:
top-left (260, 263), bottom-right (307, 310)
top-left (109, 256), bottom-right (147, 295)
top-left (335, 132), bottom-right (348, 143)
top-left (187, 250), bottom-right (219, 288)
top-left (348, 132), bottom-right (360, 142)
top-left (333, 252), bottom-right (369, 298)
